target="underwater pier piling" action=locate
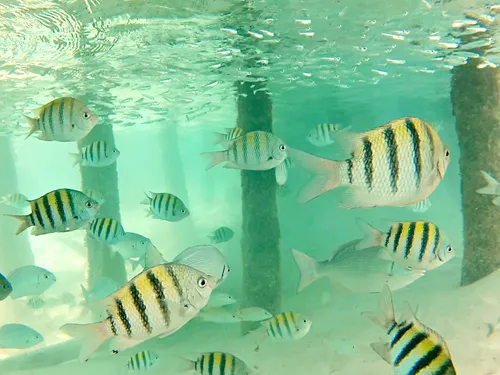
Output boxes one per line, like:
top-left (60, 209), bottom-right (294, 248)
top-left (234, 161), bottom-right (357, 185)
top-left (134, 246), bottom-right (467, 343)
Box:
top-left (78, 120), bottom-right (127, 296)
top-left (451, 58), bottom-right (500, 285)
top-left (237, 79), bottom-right (281, 333)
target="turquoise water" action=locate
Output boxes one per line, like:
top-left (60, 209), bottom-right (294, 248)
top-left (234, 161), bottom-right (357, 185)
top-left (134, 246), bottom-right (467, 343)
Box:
top-left (0, 0), bottom-right (499, 374)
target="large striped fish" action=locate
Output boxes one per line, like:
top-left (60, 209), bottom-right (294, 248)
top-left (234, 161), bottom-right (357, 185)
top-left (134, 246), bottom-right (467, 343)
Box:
top-left (60, 263), bottom-right (217, 362)
top-left (357, 220), bottom-right (455, 271)
top-left (24, 97), bottom-right (98, 142)
top-left (288, 117), bottom-right (450, 208)
top-left (5, 189), bottom-right (101, 236)
top-left (141, 192), bottom-right (189, 222)
top-left (202, 130), bottom-right (287, 171)
top-left (364, 285), bottom-right (457, 375)
top-left (189, 352), bottom-right (253, 375)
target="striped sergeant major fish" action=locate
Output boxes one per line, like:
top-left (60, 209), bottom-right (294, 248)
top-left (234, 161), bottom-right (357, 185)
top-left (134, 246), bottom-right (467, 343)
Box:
top-left (126, 350), bottom-right (159, 372)
top-left (24, 97), bottom-right (98, 142)
top-left (141, 192), bottom-right (189, 222)
top-left (60, 263), bottom-right (217, 362)
top-left (88, 218), bottom-right (125, 244)
top-left (189, 352), bottom-right (253, 375)
top-left (212, 127), bottom-right (244, 148)
top-left (208, 226), bottom-right (234, 244)
top-left (70, 140), bottom-right (120, 167)
top-left (287, 117), bottom-right (450, 208)
top-left (263, 312), bottom-right (312, 341)
top-left (307, 123), bottom-right (342, 147)
top-left (364, 285), bottom-right (457, 375)
top-left (356, 219), bottom-right (455, 271)
top-left (5, 189), bottom-right (101, 236)
top-left (201, 130), bottom-right (287, 171)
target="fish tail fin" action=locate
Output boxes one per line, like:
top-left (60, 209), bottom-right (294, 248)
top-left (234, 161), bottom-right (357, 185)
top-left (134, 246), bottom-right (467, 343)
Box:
top-left (362, 284), bottom-right (395, 329)
top-left (200, 151), bottom-right (226, 170)
top-left (477, 171), bottom-right (500, 195)
top-left (356, 218), bottom-right (384, 249)
top-left (370, 342), bottom-right (391, 364)
top-left (80, 284), bottom-right (90, 302)
top-left (171, 356), bottom-right (196, 373)
top-left (60, 321), bottom-right (108, 363)
top-left (140, 192), bottom-right (151, 205)
top-left (24, 116), bottom-right (38, 140)
top-left (70, 153), bottom-right (82, 167)
top-left (286, 147), bottom-right (341, 204)
top-left (4, 214), bottom-right (30, 235)
top-left (212, 131), bottom-right (227, 145)
top-left (290, 248), bottom-right (320, 293)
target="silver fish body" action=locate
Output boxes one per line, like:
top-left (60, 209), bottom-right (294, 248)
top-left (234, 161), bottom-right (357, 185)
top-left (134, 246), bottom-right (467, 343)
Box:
top-left (8, 265), bottom-right (56, 299)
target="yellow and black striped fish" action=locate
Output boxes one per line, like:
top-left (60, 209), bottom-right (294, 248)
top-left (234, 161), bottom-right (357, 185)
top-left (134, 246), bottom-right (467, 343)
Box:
top-left (288, 117), bottom-right (450, 208)
top-left (208, 226), bottom-right (234, 244)
top-left (263, 312), bottom-right (312, 341)
top-left (192, 352), bottom-right (252, 375)
top-left (141, 192), bottom-right (189, 222)
top-left (307, 123), bottom-right (340, 146)
top-left (88, 218), bottom-right (125, 244)
top-left (5, 189), bottom-right (100, 236)
top-left (126, 350), bottom-right (159, 372)
top-left (212, 127), bottom-right (244, 148)
top-left (24, 97), bottom-right (98, 142)
top-left (202, 131), bottom-right (287, 171)
top-left (71, 140), bottom-right (120, 167)
top-left (61, 263), bottom-right (216, 363)
top-left (357, 220), bottom-right (455, 271)
top-left (365, 285), bottom-right (457, 375)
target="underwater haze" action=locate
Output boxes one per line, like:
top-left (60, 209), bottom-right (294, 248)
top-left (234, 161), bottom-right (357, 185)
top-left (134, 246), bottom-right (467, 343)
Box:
top-left (0, 0), bottom-right (499, 374)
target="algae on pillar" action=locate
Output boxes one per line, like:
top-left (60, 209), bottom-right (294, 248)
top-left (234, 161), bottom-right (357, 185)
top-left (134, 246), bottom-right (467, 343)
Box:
top-left (78, 119), bottom-right (127, 293)
top-left (237, 79), bottom-right (281, 330)
top-left (451, 58), bottom-right (500, 285)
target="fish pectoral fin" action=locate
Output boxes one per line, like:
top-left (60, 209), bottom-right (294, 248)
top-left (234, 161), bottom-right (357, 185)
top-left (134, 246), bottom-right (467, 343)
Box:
top-left (222, 162), bottom-right (240, 169)
top-left (370, 342), bottom-right (391, 364)
top-left (110, 336), bottom-right (147, 353)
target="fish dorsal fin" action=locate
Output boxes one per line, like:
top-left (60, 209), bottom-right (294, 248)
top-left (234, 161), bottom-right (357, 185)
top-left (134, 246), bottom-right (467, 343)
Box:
top-left (328, 239), bottom-right (362, 262)
top-left (400, 301), bottom-right (417, 323)
top-left (173, 245), bottom-right (229, 284)
top-left (144, 242), bottom-right (167, 269)
top-left (330, 126), bottom-right (361, 157)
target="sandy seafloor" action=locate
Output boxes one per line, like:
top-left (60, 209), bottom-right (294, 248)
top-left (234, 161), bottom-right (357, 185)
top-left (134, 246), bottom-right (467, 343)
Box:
top-left (1, 255), bottom-right (499, 375)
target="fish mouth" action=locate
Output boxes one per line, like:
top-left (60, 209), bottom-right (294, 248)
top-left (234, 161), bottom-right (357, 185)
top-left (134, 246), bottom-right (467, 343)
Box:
top-left (437, 254), bottom-right (444, 262)
top-left (437, 162), bottom-right (445, 179)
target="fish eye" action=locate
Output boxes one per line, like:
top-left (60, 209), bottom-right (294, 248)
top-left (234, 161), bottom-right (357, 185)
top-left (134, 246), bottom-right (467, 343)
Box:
top-left (303, 319), bottom-right (307, 323)
top-left (445, 149), bottom-right (450, 157)
top-left (85, 201), bottom-right (93, 208)
top-left (181, 209), bottom-right (186, 213)
top-left (44, 274), bottom-right (49, 279)
top-left (83, 112), bottom-right (90, 119)
top-left (279, 144), bottom-right (286, 151)
top-left (71, 124), bottom-right (75, 128)
top-left (198, 277), bottom-right (207, 288)
top-left (446, 245), bottom-right (453, 253)
top-left (73, 215), bottom-right (79, 220)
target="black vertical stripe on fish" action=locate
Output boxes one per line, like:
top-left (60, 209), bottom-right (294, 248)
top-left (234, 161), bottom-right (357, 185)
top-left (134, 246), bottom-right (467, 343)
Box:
top-left (390, 322), bottom-right (413, 348)
top-left (134, 353), bottom-right (141, 370)
top-left (164, 194), bottom-right (171, 216)
top-left (115, 297), bottom-right (132, 337)
top-left (107, 314), bottom-right (118, 335)
top-left (387, 321), bottom-right (397, 335)
top-left (54, 189), bottom-right (66, 224)
top-left (28, 213), bottom-right (36, 226)
top-left (275, 317), bottom-right (283, 338)
top-left (42, 193), bottom-right (55, 229)
top-left (84, 146), bottom-right (89, 162)
top-left (104, 219), bottom-right (113, 241)
top-left (431, 226), bottom-right (440, 256)
top-left (96, 141), bottom-right (102, 162)
top-left (146, 270), bottom-right (170, 326)
top-left (242, 133), bottom-right (248, 165)
top-left (407, 344), bottom-right (442, 375)
top-left (200, 355), bottom-right (205, 374)
top-left (67, 190), bottom-right (77, 219)
top-left (69, 98), bottom-right (75, 128)
top-left (384, 226), bottom-right (393, 247)
top-left (90, 142), bottom-right (95, 163)
top-left (282, 313), bottom-right (293, 337)
top-left (171, 195), bottom-right (177, 214)
top-left (383, 126), bottom-right (399, 193)
top-left (129, 283), bottom-right (152, 333)
top-left (269, 320), bottom-right (276, 338)
top-left (104, 141), bottom-right (108, 158)
top-left (59, 98), bottom-right (65, 134)
top-left (230, 355), bottom-right (236, 375)
top-left (194, 360), bottom-right (198, 372)
top-left (362, 137), bottom-right (374, 191)
top-left (346, 159), bottom-right (353, 184)
top-left (393, 223), bottom-right (404, 254)
top-left (48, 101), bottom-right (55, 137)
top-left (208, 353), bottom-right (215, 375)
top-left (435, 359), bottom-right (454, 375)
top-left (165, 264), bottom-right (183, 300)
top-left (423, 122), bottom-right (437, 168)
top-left (220, 353), bottom-right (227, 375)
top-left (419, 222), bottom-right (430, 262)
top-left (97, 219), bottom-right (106, 238)
top-left (394, 332), bottom-right (427, 367)
top-left (405, 118), bottom-right (422, 190)
top-left (33, 200), bottom-right (45, 228)
top-left (404, 222), bottom-right (417, 259)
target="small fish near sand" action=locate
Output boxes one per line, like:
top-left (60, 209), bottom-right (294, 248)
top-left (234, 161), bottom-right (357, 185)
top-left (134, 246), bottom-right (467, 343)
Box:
top-left (236, 307), bottom-right (273, 322)
top-left (24, 97), bottom-right (99, 142)
top-left (288, 117), bottom-right (450, 208)
top-left (126, 350), bottom-right (160, 372)
top-left (141, 192), bottom-right (190, 222)
top-left (8, 265), bottom-right (56, 299)
top-left (0, 273), bottom-right (13, 301)
top-left (60, 262), bottom-right (217, 362)
top-left (202, 130), bottom-right (288, 171)
top-left (208, 226), bottom-right (234, 244)
top-left (0, 324), bottom-right (44, 349)
top-left (356, 219), bottom-right (455, 271)
top-left (5, 188), bottom-right (101, 236)
top-left (197, 306), bottom-right (241, 323)
top-left (70, 140), bottom-right (120, 167)
top-left (364, 285), bottom-right (457, 375)
top-left (187, 352), bottom-right (254, 375)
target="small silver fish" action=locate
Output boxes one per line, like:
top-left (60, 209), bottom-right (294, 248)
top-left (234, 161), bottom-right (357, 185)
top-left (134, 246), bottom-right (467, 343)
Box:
top-left (112, 232), bottom-right (152, 267)
top-left (0, 193), bottom-right (29, 209)
top-left (0, 324), bottom-right (44, 349)
top-left (8, 265), bottom-right (56, 299)
top-left (208, 227), bottom-right (234, 244)
top-left (24, 97), bottom-right (98, 142)
top-left (235, 307), bottom-right (272, 322)
top-left (71, 140), bottom-right (120, 167)
top-left (197, 307), bottom-right (241, 323)
top-left (141, 192), bottom-right (190, 222)
top-left (207, 292), bottom-right (237, 307)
